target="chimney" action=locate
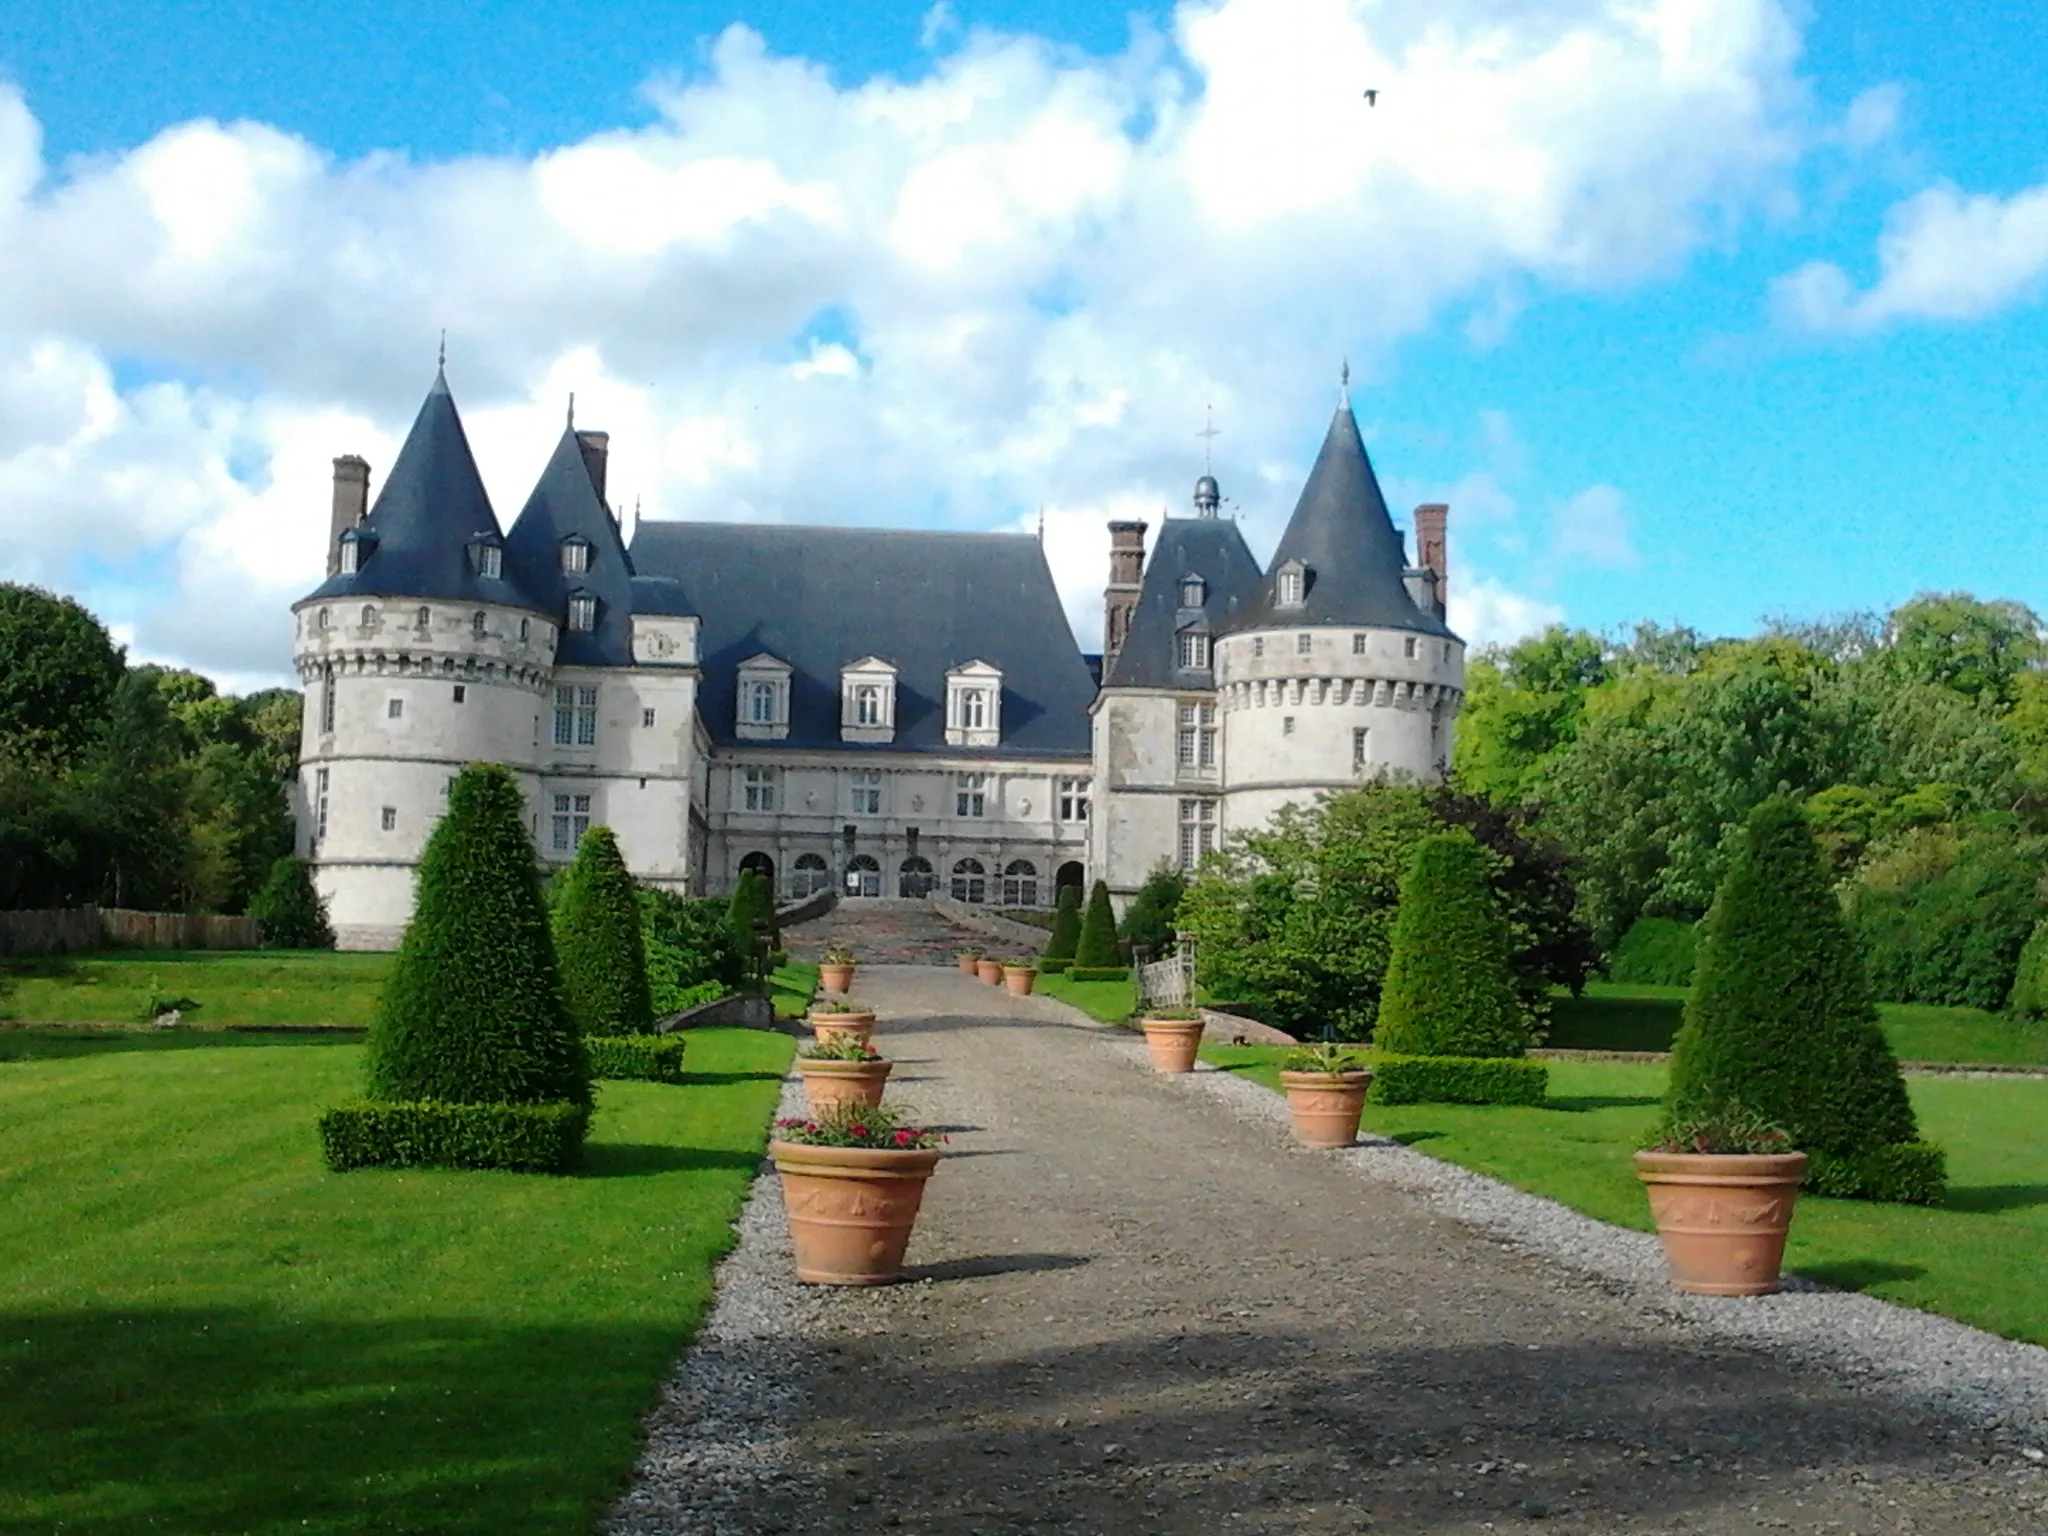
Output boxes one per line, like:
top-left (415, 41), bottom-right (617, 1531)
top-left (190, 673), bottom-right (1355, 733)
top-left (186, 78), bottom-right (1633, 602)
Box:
top-left (575, 430), bottom-right (610, 505)
top-left (1413, 503), bottom-right (1448, 619)
top-left (1103, 519), bottom-right (1148, 674)
top-left (328, 455), bottom-right (371, 576)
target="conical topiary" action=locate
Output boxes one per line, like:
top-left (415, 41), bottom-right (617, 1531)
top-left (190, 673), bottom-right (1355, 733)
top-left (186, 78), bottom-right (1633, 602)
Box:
top-left (1666, 796), bottom-right (1943, 1203)
top-left (1375, 830), bottom-right (1528, 1060)
top-left (553, 825), bottom-right (654, 1036)
top-left (726, 868), bottom-right (775, 969)
top-left (1042, 883), bottom-right (1082, 962)
top-left (1075, 879), bottom-right (1121, 968)
top-left (366, 764), bottom-right (588, 1109)
top-left (2008, 916), bottom-right (2048, 1019)
top-left (250, 854), bottom-right (334, 950)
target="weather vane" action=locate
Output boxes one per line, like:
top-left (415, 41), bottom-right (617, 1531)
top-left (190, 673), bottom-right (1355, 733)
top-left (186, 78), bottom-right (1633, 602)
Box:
top-left (437, 329), bottom-right (447, 370)
top-left (1197, 404), bottom-right (1221, 474)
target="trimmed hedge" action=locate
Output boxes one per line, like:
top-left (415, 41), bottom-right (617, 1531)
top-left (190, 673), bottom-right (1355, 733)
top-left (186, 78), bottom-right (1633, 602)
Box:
top-left (2009, 916), bottom-right (2048, 1018)
top-left (319, 1100), bottom-right (588, 1173)
top-left (1075, 880), bottom-right (1121, 968)
top-left (1375, 830), bottom-right (1530, 1059)
top-left (553, 825), bottom-right (654, 1037)
top-left (1368, 1054), bottom-right (1550, 1106)
top-left (1607, 917), bottom-right (1697, 987)
top-left (586, 1034), bottom-right (689, 1083)
top-left (1042, 883), bottom-right (1082, 963)
top-left (640, 887), bottom-right (747, 1012)
top-left (1667, 796), bottom-right (1940, 1205)
top-left (1067, 966), bottom-right (1131, 982)
top-left (1038, 956), bottom-right (1072, 975)
top-left (249, 854), bottom-right (335, 950)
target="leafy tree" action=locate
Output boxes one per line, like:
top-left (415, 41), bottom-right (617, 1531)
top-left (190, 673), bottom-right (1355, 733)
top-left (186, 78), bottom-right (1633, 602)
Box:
top-left (1453, 626), bottom-right (1607, 805)
top-left (1119, 865), bottom-right (1186, 957)
top-left (1606, 917), bottom-right (1698, 987)
top-left (366, 764), bottom-right (588, 1108)
top-left (249, 855), bottom-right (335, 949)
top-left (640, 886), bottom-right (747, 1012)
top-left (75, 671), bottom-right (193, 910)
top-left (552, 825), bottom-right (654, 1035)
top-left (0, 583), bottom-right (125, 766)
top-left (1041, 882), bottom-right (1082, 963)
top-left (1375, 831), bottom-right (1530, 1058)
top-left (725, 868), bottom-right (777, 973)
top-left (1880, 591), bottom-right (2043, 708)
top-left (1665, 797), bottom-right (1938, 1202)
top-left (1844, 829), bottom-right (2046, 1009)
top-left (2007, 917), bottom-right (2048, 1019)
top-left (1074, 879), bottom-right (1121, 967)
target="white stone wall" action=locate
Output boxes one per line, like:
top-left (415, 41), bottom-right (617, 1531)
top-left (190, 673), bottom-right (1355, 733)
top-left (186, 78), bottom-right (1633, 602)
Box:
top-left (1089, 690), bottom-right (1222, 899)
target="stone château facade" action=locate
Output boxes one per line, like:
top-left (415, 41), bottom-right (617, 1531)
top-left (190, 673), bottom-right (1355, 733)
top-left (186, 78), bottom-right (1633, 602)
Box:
top-left (292, 371), bottom-right (1460, 946)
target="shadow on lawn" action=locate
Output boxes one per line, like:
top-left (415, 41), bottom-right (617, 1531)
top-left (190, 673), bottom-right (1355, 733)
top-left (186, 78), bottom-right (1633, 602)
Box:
top-left (0, 1028), bottom-right (361, 1063)
top-left (0, 1306), bottom-right (680, 1535)
top-left (1798, 1259), bottom-right (1929, 1292)
top-left (677, 1069), bottom-right (787, 1087)
top-left (1543, 1094), bottom-right (1662, 1113)
top-left (579, 1144), bottom-right (764, 1178)
top-left (1943, 1183), bottom-right (2048, 1214)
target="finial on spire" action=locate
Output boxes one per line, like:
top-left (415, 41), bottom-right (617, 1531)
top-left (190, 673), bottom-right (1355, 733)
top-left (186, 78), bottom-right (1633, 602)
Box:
top-left (567, 392), bottom-right (575, 430)
top-left (1036, 506), bottom-right (1045, 542)
top-left (1197, 403), bottom-right (1221, 475)
top-left (438, 330), bottom-right (447, 370)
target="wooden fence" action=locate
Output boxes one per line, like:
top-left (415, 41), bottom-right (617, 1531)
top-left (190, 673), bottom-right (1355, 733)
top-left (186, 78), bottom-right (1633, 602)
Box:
top-left (0, 907), bottom-right (262, 958)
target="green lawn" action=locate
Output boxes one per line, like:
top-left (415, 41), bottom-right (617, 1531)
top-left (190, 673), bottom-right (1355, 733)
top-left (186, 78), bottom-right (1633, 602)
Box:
top-left (0, 950), bottom-right (394, 1028)
top-left (1206, 1045), bottom-right (2048, 1347)
top-left (0, 1027), bottom-right (793, 1535)
top-left (768, 960), bottom-right (821, 1019)
top-left (1549, 982), bottom-right (2048, 1067)
top-left (1035, 971), bottom-right (1137, 1023)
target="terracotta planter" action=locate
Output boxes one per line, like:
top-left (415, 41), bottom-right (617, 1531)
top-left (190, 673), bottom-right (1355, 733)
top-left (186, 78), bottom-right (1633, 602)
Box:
top-left (1140, 1017), bottom-right (1204, 1074)
top-left (808, 1011), bottom-right (876, 1048)
top-left (1278, 1069), bottom-right (1373, 1148)
top-left (795, 1056), bottom-right (893, 1115)
top-left (770, 1140), bottom-right (941, 1285)
top-left (1003, 965), bottom-right (1038, 997)
top-left (956, 953), bottom-right (981, 974)
top-left (976, 958), bottom-right (1004, 985)
top-left (1633, 1150), bottom-right (1809, 1297)
top-left (819, 962), bottom-right (855, 993)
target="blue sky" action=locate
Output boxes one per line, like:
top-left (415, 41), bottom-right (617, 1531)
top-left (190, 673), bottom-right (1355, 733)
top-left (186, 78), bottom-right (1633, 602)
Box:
top-left (3, 0), bottom-right (2047, 687)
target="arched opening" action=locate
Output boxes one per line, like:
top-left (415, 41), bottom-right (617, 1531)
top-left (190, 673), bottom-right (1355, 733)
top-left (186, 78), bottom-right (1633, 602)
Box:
top-left (1055, 860), bottom-right (1085, 893)
top-left (844, 853), bottom-right (882, 898)
top-left (791, 852), bottom-right (831, 898)
top-left (1000, 859), bottom-right (1039, 908)
top-left (898, 856), bottom-right (935, 899)
top-left (950, 858), bottom-right (987, 905)
top-left (737, 850), bottom-right (775, 892)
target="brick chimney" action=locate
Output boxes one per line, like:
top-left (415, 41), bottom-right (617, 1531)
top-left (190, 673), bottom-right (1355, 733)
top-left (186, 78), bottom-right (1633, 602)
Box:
top-left (1413, 503), bottom-right (1448, 619)
top-left (327, 455), bottom-right (371, 576)
top-left (1103, 519), bottom-right (1148, 674)
top-left (575, 429), bottom-right (610, 504)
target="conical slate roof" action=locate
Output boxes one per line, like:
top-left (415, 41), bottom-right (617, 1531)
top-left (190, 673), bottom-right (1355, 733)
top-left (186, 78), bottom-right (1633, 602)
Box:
top-left (303, 371), bottom-right (540, 610)
top-left (1223, 400), bottom-right (1454, 639)
top-left (505, 428), bottom-right (636, 666)
top-left (1102, 515), bottom-right (1266, 688)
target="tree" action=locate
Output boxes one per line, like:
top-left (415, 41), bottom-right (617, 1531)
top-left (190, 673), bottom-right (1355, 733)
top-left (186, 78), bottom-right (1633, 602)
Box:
top-left (249, 855), bottom-right (335, 949)
top-left (1843, 828), bottom-right (2046, 1009)
top-left (553, 825), bottom-right (654, 1036)
top-left (1665, 797), bottom-right (1940, 1203)
top-left (641, 886), bottom-right (747, 1012)
top-left (0, 583), bottom-right (125, 766)
top-left (1041, 882), bottom-right (1082, 962)
top-left (1119, 865), bottom-right (1186, 957)
top-left (1375, 831), bottom-right (1529, 1058)
top-left (725, 869), bottom-right (776, 972)
top-left (366, 764), bottom-right (588, 1108)
top-left (75, 671), bottom-right (193, 911)
top-left (1881, 591), bottom-right (2044, 708)
top-left (1453, 627), bottom-right (1607, 805)
top-left (1074, 879), bottom-right (1121, 967)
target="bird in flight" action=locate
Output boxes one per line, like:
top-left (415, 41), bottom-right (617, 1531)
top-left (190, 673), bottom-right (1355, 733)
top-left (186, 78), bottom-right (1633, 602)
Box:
top-left (1363, 88), bottom-right (1379, 106)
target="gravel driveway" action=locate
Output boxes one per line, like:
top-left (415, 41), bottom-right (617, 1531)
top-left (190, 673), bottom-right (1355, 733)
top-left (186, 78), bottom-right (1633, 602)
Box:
top-left (614, 966), bottom-right (2046, 1535)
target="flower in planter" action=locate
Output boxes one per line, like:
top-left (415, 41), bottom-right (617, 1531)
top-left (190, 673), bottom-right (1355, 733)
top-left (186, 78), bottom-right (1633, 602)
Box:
top-left (823, 945), bottom-right (856, 965)
top-left (957, 949), bottom-right (982, 959)
top-left (810, 997), bottom-right (871, 1014)
top-left (1644, 1108), bottom-right (1796, 1157)
top-left (774, 1101), bottom-right (944, 1149)
top-left (1282, 1041), bottom-right (1369, 1075)
top-left (1142, 1006), bottom-right (1202, 1022)
top-left (799, 1036), bottom-right (884, 1062)
top-left (1003, 957), bottom-right (1035, 968)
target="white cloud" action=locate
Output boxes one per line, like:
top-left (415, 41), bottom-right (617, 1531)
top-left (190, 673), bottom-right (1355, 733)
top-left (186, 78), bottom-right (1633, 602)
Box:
top-left (1450, 572), bottom-right (1566, 647)
top-left (1774, 179), bottom-right (2048, 333)
top-left (1550, 482), bottom-right (1638, 569)
top-left (1839, 83), bottom-right (1902, 152)
top-left (0, 0), bottom-right (1818, 681)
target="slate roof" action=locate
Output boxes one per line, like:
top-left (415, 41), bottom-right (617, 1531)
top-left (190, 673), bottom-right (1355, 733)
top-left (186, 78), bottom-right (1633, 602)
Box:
top-left (504, 428), bottom-right (637, 666)
top-left (625, 522), bottom-right (1096, 757)
top-left (1222, 401), bottom-right (1456, 640)
top-left (302, 370), bottom-right (543, 611)
top-left (1102, 515), bottom-right (1266, 688)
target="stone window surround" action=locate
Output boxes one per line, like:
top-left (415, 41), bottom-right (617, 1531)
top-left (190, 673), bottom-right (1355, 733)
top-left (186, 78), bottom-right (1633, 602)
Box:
top-left (944, 661), bottom-right (1002, 748)
top-left (736, 653), bottom-right (794, 741)
top-left (839, 656), bottom-right (899, 744)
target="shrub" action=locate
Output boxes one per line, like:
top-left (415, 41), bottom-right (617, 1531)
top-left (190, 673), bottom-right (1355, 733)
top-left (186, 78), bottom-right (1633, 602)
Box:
top-left (319, 1100), bottom-right (587, 1173)
top-left (1665, 796), bottom-right (1941, 1204)
top-left (726, 869), bottom-right (778, 964)
top-left (1075, 880), bottom-right (1120, 968)
top-left (641, 887), bottom-right (747, 1012)
top-left (1038, 956), bottom-right (1071, 975)
top-left (552, 825), bottom-right (654, 1036)
top-left (363, 763), bottom-right (589, 1112)
top-left (1121, 865), bottom-right (1186, 957)
top-left (1369, 1055), bottom-right (1548, 1106)
top-left (1042, 884), bottom-right (1082, 963)
top-left (1375, 831), bottom-right (1531, 1059)
top-left (585, 1034), bottom-right (689, 1083)
top-left (2008, 917), bottom-right (2048, 1018)
top-left (1608, 917), bottom-right (1698, 987)
top-left (249, 854), bottom-right (334, 950)
top-left (1067, 966), bottom-right (1131, 982)
top-left (1806, 1140), bottom-right (1948, 1206)
top-left (1846, 830), bottom-right (2047, 1009)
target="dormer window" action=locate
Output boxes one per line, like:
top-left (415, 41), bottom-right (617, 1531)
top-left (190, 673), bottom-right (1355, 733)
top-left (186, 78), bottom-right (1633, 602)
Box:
top-left (1179, 577), bottom-right (1205, 609)
top-left (736, 653), bottom-right (794, 741)
top-left (1176, 631), bottom-right (1211, 670)
top-left (337, 527), bottom-right (375, 575)
top-left (567, 594), bottom-right (597, 632)
top-left (339, 542), bottom-right (359, 575)
top-left (944, 661), bottom-right (1002, 748)
top-left (1276, 561), bottom-right (1308, 608)
top-left (839, 656), bottom-right (899, 743)
top-left (480, 546), bottom-right (502, 580)
top-left (855, 687), bottom-right (882, 725)
top-left (561, 537), bottom-right (591, 575)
